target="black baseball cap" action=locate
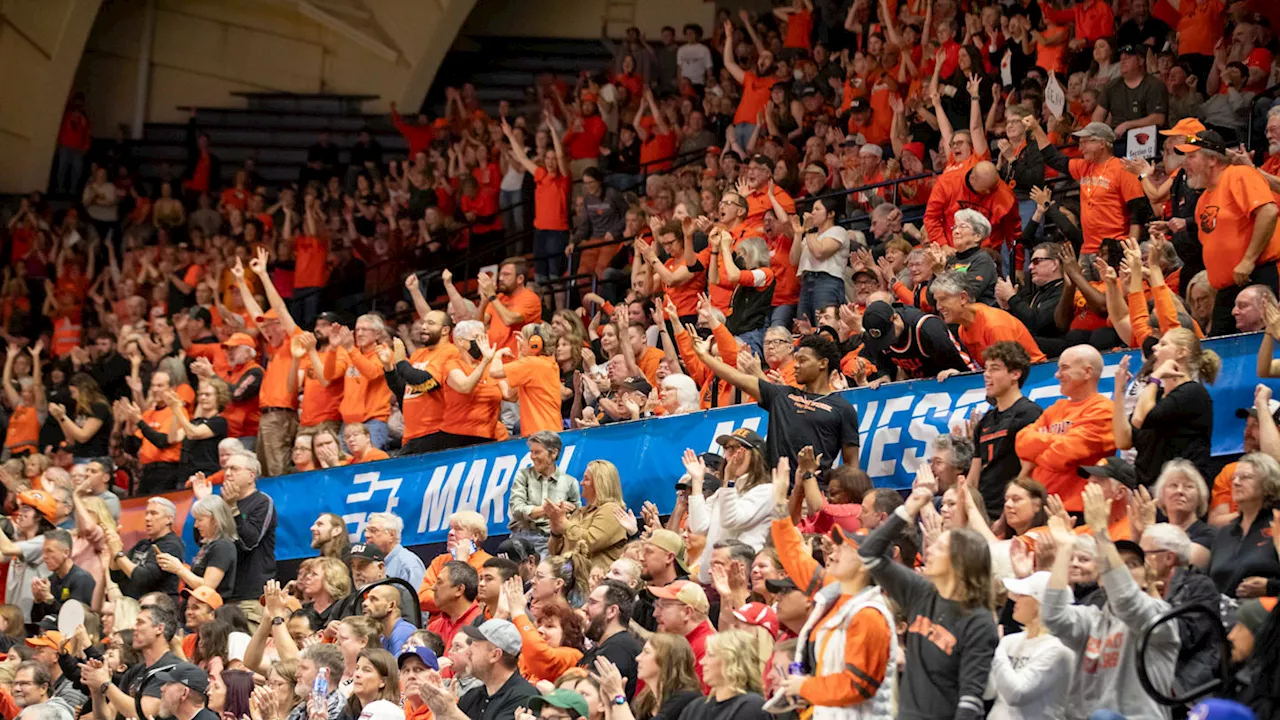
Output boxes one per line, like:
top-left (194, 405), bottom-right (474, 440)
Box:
top-left (618, 376), bottom-right (653, 395)
top-left (495, 537), bottom-right (536, 563)
top-left (715, 427), bottom-right (766, 452)
top-left (849, 98), bottom-right (870, 112)
top-left (1077, 456), bottom-right (1138, 490)
top-left (1117, 44), bottom-right (1144, 57)
top-left (156, 663), bottom-right (210, 695)
top-left (186, 306), bottom-right (212, 326)
top-left (349, 543), bottom-right (385, 562)
top-left (860, 301), bottom-right (897, 353)
top-left (1114, 539), bottom-right (1146, 565)
top-left (1175, 130), bottom-right (1229, 155)
top-left (316, 311), bottom-right (345, 326)
top-left (765, 577), bottom-right (800, 594)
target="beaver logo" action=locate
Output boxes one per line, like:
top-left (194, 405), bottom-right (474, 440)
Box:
top-left (1199, 205), bottom-right (1219, 234)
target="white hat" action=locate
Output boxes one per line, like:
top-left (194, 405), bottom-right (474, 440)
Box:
top-left (1001, 571), bottom-right (1067, 604)
top-left (859, 143), bottom-right (883, 158)
top-left (358, 700), bottom-right (405, 720)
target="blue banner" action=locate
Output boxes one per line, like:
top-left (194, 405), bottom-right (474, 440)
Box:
top-left (257, 333), bottom-right (1266, 561)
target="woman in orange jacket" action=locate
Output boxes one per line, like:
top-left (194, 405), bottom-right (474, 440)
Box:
top-left (501, 577), bottom-right (584, 682)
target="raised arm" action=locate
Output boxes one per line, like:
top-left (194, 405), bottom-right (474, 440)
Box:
top-left (688, 324), bottom-right (761, 399)
top-left (967, 74), bottom-right (989, 157)
top-left (247, 246), bottom-right (299, 335)
top-left (501, 119), bottom-right (540, 174)
top-left (721, 20), bottom-right (746, 83)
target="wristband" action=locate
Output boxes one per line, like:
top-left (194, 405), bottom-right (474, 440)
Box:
top-left (100, 682), bottom-right (113, 696)
top-left (612, 696), bottom-right (627, 706)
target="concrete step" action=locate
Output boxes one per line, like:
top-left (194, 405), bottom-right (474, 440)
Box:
top-left (231, 91), bottom-right (378, 115)
top-left (142, 123), bottom-right (408, 152)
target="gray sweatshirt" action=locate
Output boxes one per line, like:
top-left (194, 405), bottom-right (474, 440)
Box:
top-left (1041, 567), bottom-right (1180, 720)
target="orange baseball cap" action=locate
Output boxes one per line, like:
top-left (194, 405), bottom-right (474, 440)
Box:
top-left (17, 490), bottom-right (58, 524)
top-left (649, 580), bottom-right (709, 614)
top-left (256, 309), bottom-right (281, 323)
top-left (183, 585), bottom-right (224, 610)
top-left (222, 333), bottom-right (256, 349)
top-left (26, 631), bottom-right (64, 651)
top-left (1160, 117), bottom-right (1206, 138)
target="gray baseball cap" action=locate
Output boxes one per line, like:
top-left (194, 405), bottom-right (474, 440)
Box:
top-left (462, 619), bottom-right (523, 655)
top-left (1073, 122), bottom-right (1116, 143)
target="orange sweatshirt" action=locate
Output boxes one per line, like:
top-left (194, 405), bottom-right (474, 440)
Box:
top-left (513, 612), bottom-right (584, 682)
top-left (418, 550), bottom-right (493, 614)
top-left (1015, 393), bottom-right (1116, 512)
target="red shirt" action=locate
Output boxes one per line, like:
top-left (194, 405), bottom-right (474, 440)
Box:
top-left (293, 235), bottom-right (330, 289)
top-left (686, 621), bottom-right (716, 693)
top-left (425, 602), bottom-right (483, 653)
top-left (640, 129), bottom-right (678, 173)
top-left (563, 116), bottom-right (608, 160)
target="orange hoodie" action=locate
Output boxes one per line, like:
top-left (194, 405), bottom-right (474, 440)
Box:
top-left (1015, 393), bottom-right (1116, 512)
top-left (674, 324), bottom-right (744, 409)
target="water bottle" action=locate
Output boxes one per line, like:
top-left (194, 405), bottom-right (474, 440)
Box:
top-left (308, 667), bottom-right (330, 720)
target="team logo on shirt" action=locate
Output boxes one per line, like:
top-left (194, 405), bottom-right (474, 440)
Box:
top-left (1199, 206), bottom-right (1219, 234)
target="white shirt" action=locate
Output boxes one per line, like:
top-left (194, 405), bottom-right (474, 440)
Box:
top-left (798, 226), bottom-right (851, 279)
top-left (677, 43), bottom-right (714, 84)
top-left (686, 478), bottom-right (773, 583)
top-left (987, 631), bottom-right (1075, 720)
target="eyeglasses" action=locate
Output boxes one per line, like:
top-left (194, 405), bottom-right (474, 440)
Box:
top-left (764, 338), bottom-right (791, 346)
top-left (1028, 257), bottom-right (1057, 266)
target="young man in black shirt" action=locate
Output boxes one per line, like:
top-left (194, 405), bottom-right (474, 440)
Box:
top-left (194, 452), bottom-right (275, 626)
top-left (692, 333), bottom-right (860, 469)
top-left (968, 341), bottom-right (1044, 518)
top-left (30, 529), bottom-right (94, 621)
top-left (860, 301), bottom-right (977, 383)
top-left (579, 580), bottom-right (644, 697)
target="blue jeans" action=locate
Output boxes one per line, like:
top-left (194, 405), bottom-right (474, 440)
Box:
top-left (737, 328), bottom-right (766, 359)
top-left (510, 530), bottom-right (550, 560)
top-left (364, 420), bottom-right (389, 450)
top-left (534, 229), bottom-right (568, 283)
top-left (606, 174), bottom-right (643, 192)
top-left (501, 189), bottom-right (524, 234)
top-left (797, 273), bottom-right (846, 325)
top-left (732, 123), bottom-right (756, 152)
top-left (769, 304), bottom-right (796, 330)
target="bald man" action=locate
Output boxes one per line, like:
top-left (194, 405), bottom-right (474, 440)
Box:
top-left (923, 160), bottom-right (1021, 253)
top-left (1014, 346), bottom-right (1117, 512)
top-left (362, 584), bottom-right (417, 654)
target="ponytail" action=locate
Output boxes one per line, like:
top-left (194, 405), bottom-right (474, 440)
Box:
top-left (1199, 349), bottom-right (1221, 385)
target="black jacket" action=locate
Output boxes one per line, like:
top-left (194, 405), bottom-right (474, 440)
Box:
top-left (1166, 566), bottom-right (1223, 697)
top-left (1007, 278), bottom-right (1064, 338)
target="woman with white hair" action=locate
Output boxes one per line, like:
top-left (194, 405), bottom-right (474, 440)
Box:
top-left (155, 495), bottom-right (238, 596)
top-left (658, 374), bottom-right (700, 416)
top-left (943, 208), bottom-right (998, 306)
top-left (1208, 452), bottom-right (1280, 598)
top-left (440, 320), bottom-right (506, 447)
top-left (1147, 460), bottom-right (1214, 568)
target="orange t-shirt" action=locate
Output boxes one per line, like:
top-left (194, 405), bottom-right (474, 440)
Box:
top-left (299, 348), bottom-right (346, 427)
top-left (188, 340), bottom-right (229, 378)
top-left (958, 304), bottom-right (1047, 366)
top-left (503, 355), bottom-right (562, 436)
top-left (401, 343), bottom-right (460, 442)
top-left (1176, 0), bottom-right (1224, 56)
top-left (943, 149), bottom-right (990, 175)
top-left (783, 10), bottom-right (814, 49)
top-left (663, 248), bottom-right (710, 318)
top-left (1069, 156), bottom-right (1145, 255)
top-left (486, 287), bottom-right (543, 354)
top-left (768, 233), bottom-right (799, 306)
top-left (745, 186), bottom-right (795, 239)
top-left (1211, 461), bottom-right (1238, 513)
top-left (734, 72), bottom-right (776, 125)
top-left (637, 346), bottom-right (665, 387)
top-left (3, 406), bottom-right (39, 455)
top-left (220, 188), bottom-right (250, 211)
top-left (442, 355), bottom-right (505, 440)
top-left (640, 129), bottom-right (678, 174)
top-left (137, 406), bottom-right (182, 465)
top-left (293, 235), bottom-right (330, 289)
top-left (533, 168), bottom-right (571, 232)
top-left (352, 447), bottom-right (391, 464)
top-left (1196, 165), bottom-right (1280, 290)
top-left (259, 328), bottom-right (303, 409)
top-left (336, 346), bottom-right (392, 424)
top-left (1035, 24), bottom-right (1069, 74)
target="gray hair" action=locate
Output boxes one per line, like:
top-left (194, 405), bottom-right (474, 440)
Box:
top-left (1267, 105), bottom-right (1280, 123)
top-left (44, 529), bottom-right (72, 552)
top-left (660, 373), bottom-right (700, 413)
top-left (454, 319), bottom-right (487, 343)
top-left (952, 209), bottom-right (992, 239)
top-left (930, 270), bottom-right (972, 299)
top-left (366, 512), bottom-right (404, 540)
top-left (356, 313), bottom-right (390, 342)
top-left (147, 497), bottom-right (178, 519)
top-left (1237, 452), bottom-right (1280, 503)
top-left (933, 434), bottom-right (974, 470)
top-left (764, 326), bottom-right (792, 343)
top-left (191, 496), bottom-right (239, 542)
top-left (226, 452), bottom-right (261, 479)
top-left (736, 236), bottom-right (770, 269)
top-left (1073, 533), bottom-right (1098, 558)
top-left (871, 203), bottom-right (900, 221)
top-left (1152, 459), bottom-right (1210, 517)
top-left (157, 356), bottom-right (189, 387)
top-left (527, 430), bottom-right (563, 461)
top-left (218, 437), bottom-right (247, 454)
top-left (1143, 523), bottom-right (1192, 565)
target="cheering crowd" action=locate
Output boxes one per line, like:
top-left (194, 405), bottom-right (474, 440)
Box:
top-left (5, 0), bottom-right (1280, 717)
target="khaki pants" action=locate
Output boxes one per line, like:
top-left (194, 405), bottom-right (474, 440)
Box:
top-left (237, 599), bottom-right (264, 633)
top-left (257, 410), bottom-right (299, 477)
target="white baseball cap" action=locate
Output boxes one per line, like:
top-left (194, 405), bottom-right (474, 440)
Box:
top-left (359, 700), bottom-right (405, 720)
top-left (1001, 571), bottom-right (1068, 604)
